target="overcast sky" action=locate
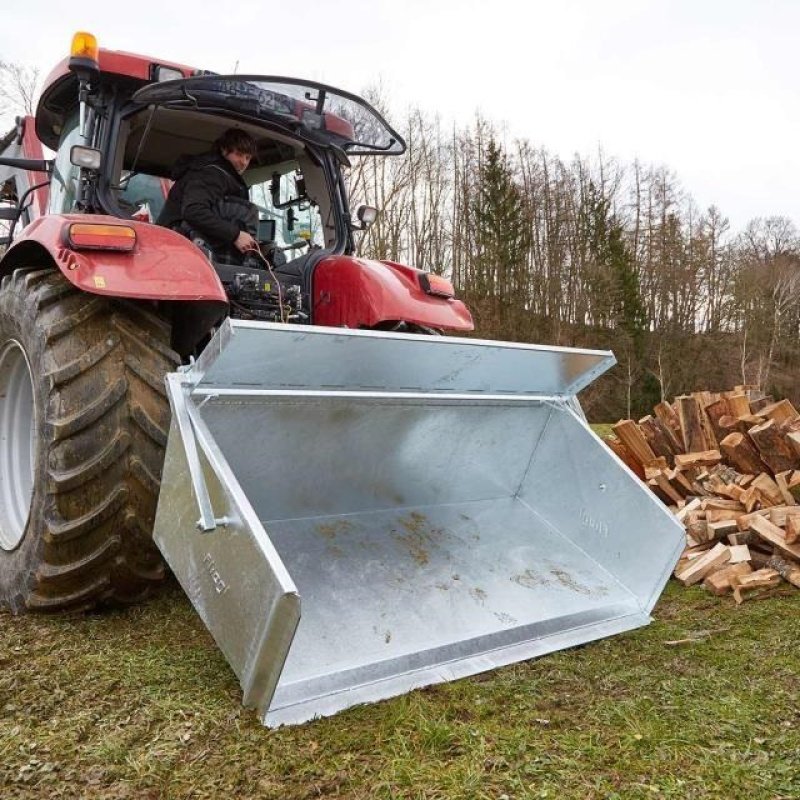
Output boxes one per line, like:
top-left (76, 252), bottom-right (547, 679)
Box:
top-left (2, 0), bottom-right (797, 231)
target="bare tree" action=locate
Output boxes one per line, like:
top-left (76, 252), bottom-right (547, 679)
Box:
top-left (0, 61), bottom-right (40, 125)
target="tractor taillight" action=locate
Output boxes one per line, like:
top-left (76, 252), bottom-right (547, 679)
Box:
top-left (67, 223), bottom-right (137, 252)
top-left (419, 273), bottom-right (455, 298)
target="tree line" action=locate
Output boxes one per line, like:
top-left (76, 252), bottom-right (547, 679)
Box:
top-left (346, 102), bottom-right (800, 421)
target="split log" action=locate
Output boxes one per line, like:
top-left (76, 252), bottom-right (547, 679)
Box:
top-left (704, 562), bottom-right (753, 596)
top-left (675, 450), bottom-right (722, 469)
top-left (750, 474), bottom-right (784, 507)
top-left (748, 514), bottom-right (800, 561)
top-left (786, 515), bottom-right (800, 546)
top-left (728, 544), bottom-right (751, 563)
top-left (732, 568), bottom-right (782, 604)
top-left (675, 497), bottom-right (702, 523)
top-left (768, 506), bottom-right (800, 527)
top-left (707, 519), bottom-right (739, 539)
top-left (606, 438), bottom-right (644, 480)
top-left (766, 555), bottom-right (800, 589)
top-left (748, 419), bottom-right (800, 475)
top-left (785, 432), bottom-right (800, 461)
top-left (775, 472), bottom-right (798, 507)
top-left (760, 399), bottom-right (800, 425)
top-left (719, 432), bottom-right (766, 475)
top-left (612, 420), bottom-right (656, 470)
top-left (677, 395), bottom-right (708, 453)
top-left (654, 401), bottom-right (683, 445)
top-left (705, 398), bottom-right (731, 443)
top-left (718, 415), bottom-right (750, 436)
top-left (727, 394), bottom-right (752, 417)
top-left (675, 542), bottom-right (731, 586)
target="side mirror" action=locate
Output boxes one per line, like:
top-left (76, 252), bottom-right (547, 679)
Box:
top-left (70, 145), bottom-right (102, 171)
top-left (286, 207), bottom-right (296, 233)
top-left (0, 207), bottom-right (18, 221)
top-left (356, 205), bottom-right (378, 230)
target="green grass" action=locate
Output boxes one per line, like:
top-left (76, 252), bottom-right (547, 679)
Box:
top-left (2, 582), bottom-right (798, 799)
top-left (1, 424), bottom-right (798, 798)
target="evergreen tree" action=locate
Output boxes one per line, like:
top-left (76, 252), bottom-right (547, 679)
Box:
top-left (470, 136), bottom-right (530, 307)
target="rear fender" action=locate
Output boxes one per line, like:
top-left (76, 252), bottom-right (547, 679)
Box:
top-left (0, 213), bottom-right (228, 304)
top-left (312, 255), bottom-right (474, 331)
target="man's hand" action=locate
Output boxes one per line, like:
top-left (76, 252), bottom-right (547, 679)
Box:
top-left (234, 231), bottom-right (258, 253)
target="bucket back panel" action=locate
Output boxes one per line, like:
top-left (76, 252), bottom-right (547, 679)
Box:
top-left (198, 397), bottom-right (548, 521)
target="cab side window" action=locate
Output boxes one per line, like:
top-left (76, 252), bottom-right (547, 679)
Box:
top-left (48, 113), bottom-right (83, 214)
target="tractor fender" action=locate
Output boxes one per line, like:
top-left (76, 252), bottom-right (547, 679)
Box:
top-left (312, 255), bottom-right (474, 331)
top-left (0, 213), bottom-right (228, 303)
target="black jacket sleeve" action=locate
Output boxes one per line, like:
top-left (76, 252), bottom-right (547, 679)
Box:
top-left (180, 165), bottom-right (241, 245)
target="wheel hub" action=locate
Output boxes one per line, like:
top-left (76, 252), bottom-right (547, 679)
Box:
top-left (0, 340), bottom-right (36, 551)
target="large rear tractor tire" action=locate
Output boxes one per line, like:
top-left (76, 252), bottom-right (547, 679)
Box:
top-left (0, 268), bottom-right (179, 612)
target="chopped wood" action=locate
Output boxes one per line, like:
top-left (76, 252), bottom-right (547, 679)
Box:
top-left (750, 474), bottom-right (785, 507)
top-left (747, 514), bottom-right (800, 561)
top-left (732, 568), bottom-right (782, 604)
top-left (785, 515), bottom-right (800, 546)
top-left (675, 450), bottom-right (722, 469)
top-left (639, 416), bottom-right (678, 465)
top-left (677, 395), bottom-right (708, 453)
top-left (727, 394), bottom-right (752, 417)
top-left (667, 469), bottom-right (695, 498)
top-left (702, 497), bottom-right (745, 510)
top-left (748, 419), bottom-right (800, 475)
top-left (718, 415), bottom-right (750, 435)
top-left (705, 398), bottom-right (732, 444)
top-left (767, 506), bottom-right (800, 527)
top-left (675, 542), bottom-right (731, 586)
top-left (775, 471), bottom-right (798, 506)
top-left (687, 520), bottom-right (713, 544)
top-left (784, 430), bottom-right (800, 460)
top-left (704, 562), bottom-right (753, 596)
top-left (727, 531), bottom-right (751, 546)
top-left (705, 508), bottom-right (745, 524)
top-left (612, 420), bottom-right (657, 469)
top-left (786, 471), bottom-right (800, 501)
top-left (648, 472), bottom-right (684, 505)
top-left (606, 437), bottom-right (645, 480)
top-left (707, 520), bottom-right (739, 539)
top-left (739, 485), bottom-right (760, 513)
top-left (766, 555), bottom-right (800, 589)
top-left (760, 398), bottom-right (800, 425)
top-left (736, 508), bottom-right (771, 531)
top-left (736, 474), bottom-right (755, 487)
top-left (654, 401), bottom-right (683, 445)
top-left (728, 544), bottom-right (751, 563)
top-left (675, 497), bottom-right (702, 523)
top-left (719, 432), bottom-right (766, 475)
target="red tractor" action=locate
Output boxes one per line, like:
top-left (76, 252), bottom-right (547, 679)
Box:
top-left (0, 33), bottom-right (472, 611)
top-left (0, 34), bottom-right (682, 728)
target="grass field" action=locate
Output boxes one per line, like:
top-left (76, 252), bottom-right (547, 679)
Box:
top-left (2, 423), bottom-right (799, 799)
top-left (2, 582), bottom-right (799, 799)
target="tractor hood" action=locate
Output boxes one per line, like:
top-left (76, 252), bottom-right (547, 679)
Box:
top-left (132, 76), bottom-right (406, 156)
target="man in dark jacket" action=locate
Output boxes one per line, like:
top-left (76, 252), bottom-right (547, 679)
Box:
top-left (157, 128), bottom-right (259, 261)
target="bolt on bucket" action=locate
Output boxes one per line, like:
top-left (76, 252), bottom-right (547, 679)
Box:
top-left (153, 320), bottom-right (684, 727)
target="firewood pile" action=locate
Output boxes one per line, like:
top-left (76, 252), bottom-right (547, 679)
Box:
top-left (608, 386), bottom-right (800, 604)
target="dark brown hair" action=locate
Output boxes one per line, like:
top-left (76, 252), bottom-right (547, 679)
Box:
top-left (215, 128), bottom-right (257, 156)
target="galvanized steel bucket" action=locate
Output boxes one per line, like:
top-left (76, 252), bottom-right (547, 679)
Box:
top-left (153, 320), bottom-right (684, 727)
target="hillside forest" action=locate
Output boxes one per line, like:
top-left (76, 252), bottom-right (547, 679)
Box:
top-left (347, 98), bottom-right (800, 422)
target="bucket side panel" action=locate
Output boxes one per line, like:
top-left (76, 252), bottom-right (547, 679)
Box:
top-left (518, 407), bottom-right (684, 610)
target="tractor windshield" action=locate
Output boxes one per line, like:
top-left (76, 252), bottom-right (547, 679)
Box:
top-left (132, 76), bottom-right (405, 156)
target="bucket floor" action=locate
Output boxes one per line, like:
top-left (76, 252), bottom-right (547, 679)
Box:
top-left (263, 497), bottom-right (642, 721)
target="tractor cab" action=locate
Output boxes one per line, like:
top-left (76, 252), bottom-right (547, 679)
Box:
top-left (44, 68), bottom-right (404, 323)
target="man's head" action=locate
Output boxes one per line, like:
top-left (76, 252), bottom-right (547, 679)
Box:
top-left (216, 128), bottom-right (257, 175)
